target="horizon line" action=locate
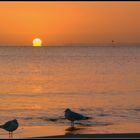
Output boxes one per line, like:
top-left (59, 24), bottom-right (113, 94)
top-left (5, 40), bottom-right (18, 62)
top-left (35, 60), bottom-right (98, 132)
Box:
top-left (0, 43), bottom-right (140, 47)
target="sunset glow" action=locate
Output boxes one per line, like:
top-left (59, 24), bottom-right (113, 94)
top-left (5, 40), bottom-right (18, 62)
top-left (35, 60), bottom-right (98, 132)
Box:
top-left (0, 2), bottom-right (139, 46)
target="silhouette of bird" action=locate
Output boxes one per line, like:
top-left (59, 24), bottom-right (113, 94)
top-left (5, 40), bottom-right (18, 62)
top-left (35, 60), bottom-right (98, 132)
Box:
top-left (64, 108), bottom-right (89, 127)
top-left (0, 119), bottom-right (19, 138)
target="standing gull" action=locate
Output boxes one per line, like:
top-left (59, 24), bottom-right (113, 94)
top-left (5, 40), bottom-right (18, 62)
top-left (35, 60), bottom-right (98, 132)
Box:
top-left (64, 108), bottom-right (89, 127)
top-left (0, 119), bottom-right (19, 138)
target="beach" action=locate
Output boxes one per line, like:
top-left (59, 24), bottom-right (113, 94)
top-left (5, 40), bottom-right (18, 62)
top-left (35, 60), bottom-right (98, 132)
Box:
top-left (34, 133), bottom-right (140, 139)
top-left (1, 123), bottom-right (140, 139)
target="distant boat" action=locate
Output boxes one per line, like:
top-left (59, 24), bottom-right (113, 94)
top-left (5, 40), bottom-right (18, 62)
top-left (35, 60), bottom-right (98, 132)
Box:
top-left (111, 40), bottom-right (115, 46)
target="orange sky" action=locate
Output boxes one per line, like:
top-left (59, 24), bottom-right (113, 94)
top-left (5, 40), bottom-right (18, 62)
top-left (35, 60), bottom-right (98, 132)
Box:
top-left (0, 2), bottom-right (140, 46)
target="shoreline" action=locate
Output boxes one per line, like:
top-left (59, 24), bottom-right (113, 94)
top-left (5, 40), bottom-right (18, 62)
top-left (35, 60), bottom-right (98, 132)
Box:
top-left (32, 133), bottom-right (140, 139)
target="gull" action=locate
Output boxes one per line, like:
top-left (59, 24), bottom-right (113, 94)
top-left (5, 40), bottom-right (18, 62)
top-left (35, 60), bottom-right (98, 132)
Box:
top-left (64, 108), bottom-right (89, 127)
top-left (0, 119), bottom-right (19, 138)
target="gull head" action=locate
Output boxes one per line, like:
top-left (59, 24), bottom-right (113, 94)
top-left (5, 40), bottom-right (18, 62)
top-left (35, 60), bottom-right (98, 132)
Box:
top-left (12, 119), bottom-right (18, 123)
top-left (64, 108), bottom-right (71, 113)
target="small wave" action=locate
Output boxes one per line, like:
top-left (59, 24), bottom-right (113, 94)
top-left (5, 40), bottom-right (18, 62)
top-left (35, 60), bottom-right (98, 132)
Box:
top-left (99, 113), bottom-right (110, 117)
top-left (24, 117), bottom-right (33, 120)
top-left (23, 116), bottom-right (65, 122)
top-left (93, 122), bottom-right (113, 126)
top-left (79, 108), bottom-right (93, 112)
top-left (134, 108), bottom-right (140, 112)
top-left (42, 117), bottom-right (65, 122)
top-left (128, 108), bottom-right (140, 112)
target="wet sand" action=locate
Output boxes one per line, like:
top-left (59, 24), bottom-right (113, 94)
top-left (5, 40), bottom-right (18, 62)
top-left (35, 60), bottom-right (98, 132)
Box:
top-left (0, 125), bottom-right (140, 139)
top-left (33, 133), bottom-right (140, 138)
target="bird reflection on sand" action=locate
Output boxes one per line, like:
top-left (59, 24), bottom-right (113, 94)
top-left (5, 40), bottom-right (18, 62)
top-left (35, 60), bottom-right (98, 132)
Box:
top-left (65, 126), bottom-right (86, 135)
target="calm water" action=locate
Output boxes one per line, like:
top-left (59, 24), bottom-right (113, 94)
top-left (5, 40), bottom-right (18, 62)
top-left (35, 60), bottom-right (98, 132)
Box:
top-left (0, 45), bottom-right (140, 137)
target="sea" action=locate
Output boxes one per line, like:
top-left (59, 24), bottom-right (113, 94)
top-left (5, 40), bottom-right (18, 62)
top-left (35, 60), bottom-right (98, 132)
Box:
top-left (0, 45), bottom-right (139, 138)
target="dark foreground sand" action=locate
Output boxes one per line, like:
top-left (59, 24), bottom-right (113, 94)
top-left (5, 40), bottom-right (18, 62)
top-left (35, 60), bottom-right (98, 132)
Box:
top-left (32, 133), bottom-right (140, 139)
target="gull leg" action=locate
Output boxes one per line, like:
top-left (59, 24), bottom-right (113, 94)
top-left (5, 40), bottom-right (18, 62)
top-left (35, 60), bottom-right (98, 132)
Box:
top-left (71, 121), bottom-right (74, 127)
top-left (9, 132), bottom-right (12, 139)
top-left (10, 132), bottom-right (12, 139)
top-left (73, 121), bottom-right (75, 127)
top-left (71, 121), bottom-right (73, 127)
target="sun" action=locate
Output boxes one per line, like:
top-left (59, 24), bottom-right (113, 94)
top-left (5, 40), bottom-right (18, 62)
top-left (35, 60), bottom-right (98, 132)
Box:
top-left (32, 38), bottom-right (42, 47)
